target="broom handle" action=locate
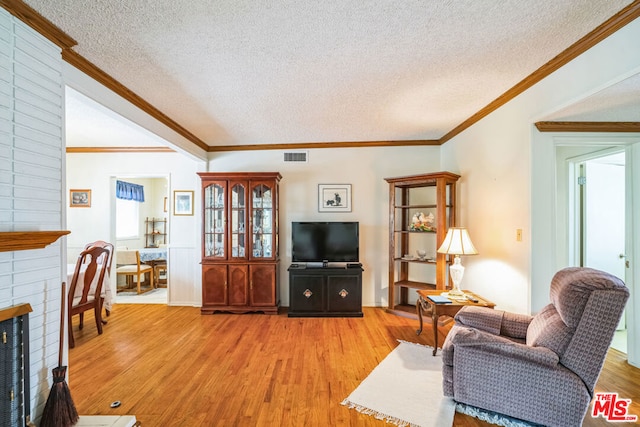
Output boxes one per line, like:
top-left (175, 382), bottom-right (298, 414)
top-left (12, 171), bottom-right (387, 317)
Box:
top-left (59, 282), bottom-right (66, 367)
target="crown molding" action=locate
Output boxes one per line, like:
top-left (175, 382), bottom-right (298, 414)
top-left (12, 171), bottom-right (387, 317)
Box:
top-left (535, 121), bottom-right (640, 132)
top-left (6, 0), bottom-right (640, 153)
top-left (439, 1), bottom-right (640, 144)
top-left (0, 0), bottom-right (76, 48)
top-left (66, 146), bottom-right (175, 153)
top-left (206, 139), bottom-right (441, 152)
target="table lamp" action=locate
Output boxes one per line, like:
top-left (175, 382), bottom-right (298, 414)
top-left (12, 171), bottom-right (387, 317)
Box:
top-left (437, 227), bottom-right (478, 300)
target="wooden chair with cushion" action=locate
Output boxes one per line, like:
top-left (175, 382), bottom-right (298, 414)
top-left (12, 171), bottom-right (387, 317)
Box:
top-left (116, 249), bottom-right (154, 294)
top-left (68, 246), bottom-right (110, 348)
top-left (83, 240), bottom-right (114, 318)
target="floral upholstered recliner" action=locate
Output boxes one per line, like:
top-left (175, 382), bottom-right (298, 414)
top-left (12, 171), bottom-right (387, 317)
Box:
top-left (441, 267), bottom-right (629, 427)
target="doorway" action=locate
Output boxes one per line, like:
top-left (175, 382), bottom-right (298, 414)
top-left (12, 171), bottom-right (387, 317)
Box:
top-left (570, 150), bottom-right (626, 352)
top-left (113, 176), bottom-right (169, 304)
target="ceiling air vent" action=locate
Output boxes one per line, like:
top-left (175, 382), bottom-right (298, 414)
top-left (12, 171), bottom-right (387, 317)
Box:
top-left (284, 151), bottom-right (308, 162)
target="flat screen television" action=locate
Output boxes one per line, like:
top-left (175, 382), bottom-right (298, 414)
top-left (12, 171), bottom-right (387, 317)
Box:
top-left (291, 221), bottom-right (359, 263)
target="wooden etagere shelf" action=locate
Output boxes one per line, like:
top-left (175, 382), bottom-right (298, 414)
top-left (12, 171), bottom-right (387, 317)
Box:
top-left (144, 217), bottom-right (167, 248)
top-left (394, 280), bottom-right (437, 290)
top-left (384, 172), bottom-right (460, 318)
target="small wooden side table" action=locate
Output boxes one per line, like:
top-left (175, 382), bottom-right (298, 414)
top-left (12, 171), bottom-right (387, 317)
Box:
top-left (416, 289), bottom-right (495, 355)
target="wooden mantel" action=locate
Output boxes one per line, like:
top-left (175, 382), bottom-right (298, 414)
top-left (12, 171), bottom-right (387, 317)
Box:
top-left (0, 303), bottom-right (33, 323)
top-left (0, 231), bottom-right (70, 252)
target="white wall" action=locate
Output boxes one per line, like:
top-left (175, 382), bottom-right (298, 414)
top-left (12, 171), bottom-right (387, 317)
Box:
top-left (439, 108), bottom-right (531, 313)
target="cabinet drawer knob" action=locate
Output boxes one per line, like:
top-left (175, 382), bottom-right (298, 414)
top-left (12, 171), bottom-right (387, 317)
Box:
top-left (303, 289), bottom-right (313, 298)
top-left (338, 289), bottom-right (349, 298)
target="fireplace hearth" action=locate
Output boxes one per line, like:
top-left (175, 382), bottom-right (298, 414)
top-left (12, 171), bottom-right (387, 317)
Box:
top-left (0, 304), bottom-right (32, 427)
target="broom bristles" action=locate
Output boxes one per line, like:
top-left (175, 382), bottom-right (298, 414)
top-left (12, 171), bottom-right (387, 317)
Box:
top-left (40, 366), bottom-right (79, 427)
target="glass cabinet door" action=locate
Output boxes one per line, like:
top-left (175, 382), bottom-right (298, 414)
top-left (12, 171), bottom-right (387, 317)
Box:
top-left (230, 182), bottom-right (247, 259)
top-left (204, 183), bottom-right (226, 258)
top-left (251, 183), bottom-right (274, 259)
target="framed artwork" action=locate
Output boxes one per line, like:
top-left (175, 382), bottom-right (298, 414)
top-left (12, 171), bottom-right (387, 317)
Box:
top-left (69, 189), bottom-right (91, 208)
top-left (173, 190), bottom-right (194, 216)
top-left (318, 184), bottom-right (352, 212)
top-left (163, 196), bottom-right (168, 213)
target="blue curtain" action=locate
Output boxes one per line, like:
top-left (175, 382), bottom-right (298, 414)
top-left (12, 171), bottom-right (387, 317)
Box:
top-left (116, 180), bottom-right (145, 202)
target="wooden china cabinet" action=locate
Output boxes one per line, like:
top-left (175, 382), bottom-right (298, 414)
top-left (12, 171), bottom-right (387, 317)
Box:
top-left (198, 172), bottom-right (282, 314)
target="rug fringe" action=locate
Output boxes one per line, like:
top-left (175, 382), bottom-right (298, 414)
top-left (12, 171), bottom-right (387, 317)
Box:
top-left (341, 399), bottom-right (422, 427)
top-left (397, 339), bottom-right (435, 350)
top-left (455, 402), bottom-right (539, 427)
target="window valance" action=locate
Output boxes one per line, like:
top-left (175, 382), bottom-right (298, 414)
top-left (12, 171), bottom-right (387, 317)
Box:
top-left (116, 180), bottom-right (145, 202)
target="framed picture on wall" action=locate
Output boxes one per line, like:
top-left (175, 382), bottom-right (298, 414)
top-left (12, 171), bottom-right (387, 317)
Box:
top-left (174, 190), bottom-right (194, 216)
top-left (69, 189), bottom-right (91, 208)
top-left (318, 184), bottom-right (352, 212)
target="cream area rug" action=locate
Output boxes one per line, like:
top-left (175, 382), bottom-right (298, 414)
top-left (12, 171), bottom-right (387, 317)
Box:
top-left (341, 340), bottom-right (456, 427)
top-left (115, 288), bottom-right (167, 304)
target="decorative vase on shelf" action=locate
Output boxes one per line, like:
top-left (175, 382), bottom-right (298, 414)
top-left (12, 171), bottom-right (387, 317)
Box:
top-left (409, 212), bottom-right (435, 232)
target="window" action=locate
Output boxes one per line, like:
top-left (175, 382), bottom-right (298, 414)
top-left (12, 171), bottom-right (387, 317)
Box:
top-left (116, 198), bottom-right (139, 239)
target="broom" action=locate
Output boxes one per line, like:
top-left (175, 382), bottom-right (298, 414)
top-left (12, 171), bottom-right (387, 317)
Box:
top-left (41, 282), bottom-right (79, 427)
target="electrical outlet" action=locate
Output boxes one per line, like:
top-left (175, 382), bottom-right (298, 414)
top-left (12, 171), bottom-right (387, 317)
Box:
top-left (516, 229), bottom-right (523, 242)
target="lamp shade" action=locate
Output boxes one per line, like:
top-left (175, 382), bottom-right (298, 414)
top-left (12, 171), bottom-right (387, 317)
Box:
top-left (437, 227), bottom-right (478, 255)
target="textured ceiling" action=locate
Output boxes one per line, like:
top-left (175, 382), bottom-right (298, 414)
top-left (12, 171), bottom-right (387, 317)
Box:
top-left (24, 0), bottom-right (636, 148)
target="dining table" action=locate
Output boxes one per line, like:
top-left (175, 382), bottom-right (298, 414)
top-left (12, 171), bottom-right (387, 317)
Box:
top-left (138, 247), bottom-right (167, 287)
top-left (138, 247), bottom-right (167, 263)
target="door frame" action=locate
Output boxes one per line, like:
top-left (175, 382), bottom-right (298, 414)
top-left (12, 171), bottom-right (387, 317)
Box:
top-left (111, 174), bottom-right (171, 303)
top-left (566, 147), bottom-right (626, 269)
top-left (626, 142), bottom-right (640, 368)
top-left (549, 135), bottom-right (639, 368)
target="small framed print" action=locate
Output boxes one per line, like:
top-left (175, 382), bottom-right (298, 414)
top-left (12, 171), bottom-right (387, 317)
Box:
top-left (173, 190), bottom-right (194, 216)
top-left (318, 184), bottom-right (352, 212)
top-left (70, 189), bottom-right (91, 208)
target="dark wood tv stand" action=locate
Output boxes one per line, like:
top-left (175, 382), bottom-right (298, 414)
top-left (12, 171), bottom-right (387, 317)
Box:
top-left (288, 264), bottom-right (363, 317)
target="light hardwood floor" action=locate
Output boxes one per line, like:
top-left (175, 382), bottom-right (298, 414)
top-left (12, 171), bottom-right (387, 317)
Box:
top-left (68, 304), bottom-right (640, 426)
